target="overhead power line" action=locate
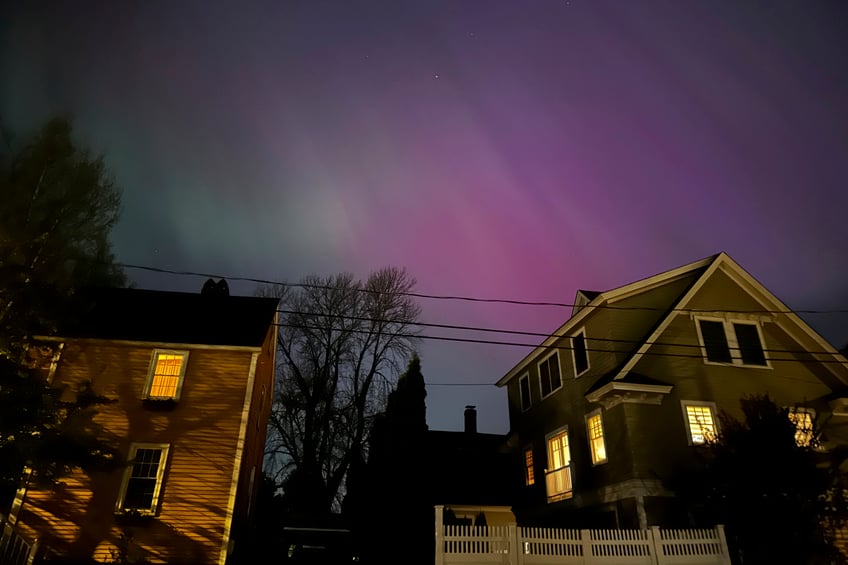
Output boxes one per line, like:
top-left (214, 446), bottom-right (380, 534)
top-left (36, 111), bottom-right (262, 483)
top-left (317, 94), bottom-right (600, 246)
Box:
top-left (120, 263), bottom-right (848, 315)
top-left (276, 309), bottom-right (848, 357)
top-left (273, 321), bottom-right (848, 364)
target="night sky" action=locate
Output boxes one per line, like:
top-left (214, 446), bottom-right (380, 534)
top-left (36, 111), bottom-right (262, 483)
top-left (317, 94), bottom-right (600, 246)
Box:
top-left (3, 1), bottom-right (848, 433)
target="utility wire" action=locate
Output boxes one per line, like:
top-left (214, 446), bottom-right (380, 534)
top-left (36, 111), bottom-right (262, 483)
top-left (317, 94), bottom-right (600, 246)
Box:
top-left (120, 263), bottom-right (848, 315)
top-left (273, 321), bottom-right (848, 364)
top-left (276, 309), bottom-right (848, 357)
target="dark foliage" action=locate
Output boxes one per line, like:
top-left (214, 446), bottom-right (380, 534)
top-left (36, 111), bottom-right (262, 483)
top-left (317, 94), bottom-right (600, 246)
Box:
top-left (671, 394), bottom-right (848, 565)
top-left (0, 117), bottom-right (126, 506)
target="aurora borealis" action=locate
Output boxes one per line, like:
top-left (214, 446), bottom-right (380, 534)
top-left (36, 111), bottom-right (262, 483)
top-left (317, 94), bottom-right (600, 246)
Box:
top-left (2, 1), bottom-right (848, 432)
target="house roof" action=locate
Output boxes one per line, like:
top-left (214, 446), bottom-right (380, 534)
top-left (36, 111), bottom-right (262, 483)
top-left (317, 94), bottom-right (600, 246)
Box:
top-left (496, 254), bottom-right (718, 387)
top-left (497, 252), bottom-right (848, 389)
top-left (58, 287), bottom-right (279, 347)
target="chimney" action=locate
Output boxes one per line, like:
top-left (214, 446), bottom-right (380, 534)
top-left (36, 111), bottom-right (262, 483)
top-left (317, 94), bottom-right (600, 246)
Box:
top-left (464, 405), bottom-right (477, 434)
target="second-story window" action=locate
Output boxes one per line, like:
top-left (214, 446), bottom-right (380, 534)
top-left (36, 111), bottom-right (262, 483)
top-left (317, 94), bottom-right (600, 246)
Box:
top-left (695, 318), bottom-right (768, 367)
top-left (538, 351), bottom-right (562, 399)
top-left (519, 373), bottom-right (532, 411)
top-left (571, 329), bottom-right (589, 377)
top-left (145, 350), bottom-right (189, 400)
top-left (116, 443), bottom-right (170, 515)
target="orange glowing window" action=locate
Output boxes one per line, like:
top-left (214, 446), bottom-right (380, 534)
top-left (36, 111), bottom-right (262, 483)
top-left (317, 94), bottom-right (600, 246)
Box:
top-left (146, 351), bottom-right (188, 400)
top-left (524, 448), bottom-right (535, 486)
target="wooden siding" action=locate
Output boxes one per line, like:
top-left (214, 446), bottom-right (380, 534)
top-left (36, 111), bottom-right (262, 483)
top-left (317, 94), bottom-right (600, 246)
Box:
top-left (507, 261), bottom-right (848, 528)
top-left (15, 340), bottom-right (263, 564)
top-left (508, 272), bottom-right (701, 514)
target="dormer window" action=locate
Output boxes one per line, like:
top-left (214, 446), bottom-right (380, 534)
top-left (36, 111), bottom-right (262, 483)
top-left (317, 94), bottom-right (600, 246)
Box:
top-left (144, 350), bottom-right (189, 400)
top-left (695, 318), bottom-right (768, 367)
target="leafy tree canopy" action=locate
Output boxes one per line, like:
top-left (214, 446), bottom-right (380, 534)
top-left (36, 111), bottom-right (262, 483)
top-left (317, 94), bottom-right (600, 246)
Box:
top-left (0, 117), bottom-right (126, 505)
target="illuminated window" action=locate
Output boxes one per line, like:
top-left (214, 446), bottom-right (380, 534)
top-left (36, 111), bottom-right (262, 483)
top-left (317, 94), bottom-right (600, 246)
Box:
top-left (524, 447), bottom-right (535, 486)
top-left (116, 444), bottom-right (170, 515)
top-left (788, 409), bottom-right (814, 447)
top-left (545, 428), bottom-right (572, 501)
top-left (538, 352), bottom-right (562, 399)
top-left (519, 374), bottom-right (532, 412)
top-left (145, 351), bottom-right (189, 400)
top-left (586, 411), bottom-right (607, 464)
top-left (695, 318), bottom-right (768, 367)
top-left (682, 402), bottom-right (717, 445)
top-left (572, 329), bottom-right (589, 377)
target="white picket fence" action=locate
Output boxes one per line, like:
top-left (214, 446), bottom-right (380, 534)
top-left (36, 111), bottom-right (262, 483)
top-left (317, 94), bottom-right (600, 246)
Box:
top-left (435, 514), bottom-right (731, 565)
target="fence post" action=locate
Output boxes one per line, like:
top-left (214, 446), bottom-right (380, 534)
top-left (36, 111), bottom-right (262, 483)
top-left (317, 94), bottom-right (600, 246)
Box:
top-left (715, 525), bottom-right (732, 565)
top-left (435, 505), bottom-right (445, 565)
top-left (508, 524), bottom-right (520, 565)
top-left (580, 530), bottom-right (591, 565)
top-left (649, 526), bottom-right (662, 565)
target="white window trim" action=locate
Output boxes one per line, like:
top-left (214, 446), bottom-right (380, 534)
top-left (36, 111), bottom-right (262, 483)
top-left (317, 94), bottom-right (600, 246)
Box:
top-left (571, 329), bottom-right (590, 378)
top-left (115, 443), bottom-right (171, 515)
top-left (545, 425), bottom-right (570, 470)
top-left (681, 400), bottom-right (718, 446)
top-left (585, 409), bottom-right (608, 465)
top-left (143, 350), bottom-right (190, 400)
top-left (537, 351), bottom-right (563, 400)
top-left (519, 373), bottom-right (532, 412)
top-left (693, 317), bottom-right (771, 369)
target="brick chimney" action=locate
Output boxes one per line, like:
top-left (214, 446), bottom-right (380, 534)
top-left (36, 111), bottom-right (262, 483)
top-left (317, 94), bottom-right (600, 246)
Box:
top-left (464, 405), bottom-right (477, 434)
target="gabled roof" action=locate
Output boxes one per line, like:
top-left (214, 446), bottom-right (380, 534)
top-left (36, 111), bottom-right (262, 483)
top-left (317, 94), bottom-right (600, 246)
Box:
top-left (57, 287), bottom-right (279, 348)
top-left (496, 254), bottom-right (717, 387)
top-left (607, 252), bottom-right (848, 384)
top-left (497, 252), bottom-right (848, 388)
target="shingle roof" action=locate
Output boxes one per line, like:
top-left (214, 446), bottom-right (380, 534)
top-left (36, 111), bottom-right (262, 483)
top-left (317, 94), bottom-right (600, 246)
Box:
top-left (62, 287), bottom-right (279, 347)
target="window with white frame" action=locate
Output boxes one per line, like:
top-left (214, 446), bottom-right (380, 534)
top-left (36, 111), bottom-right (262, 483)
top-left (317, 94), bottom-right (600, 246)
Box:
top-left (519, 373), bottom-right (532, 412)
top-left (524, 447), bottom-right (535, 486)
top-left (116, 443), bottom-right (170, 515)
top-left (144, 350), bottom-right (189, 400)
top-left (695, 318), bottom-right (768, 367)
top-left (538, 351), bottom-right (562, 399)
top-left (682, 401), bottom-right (717, 445)
top-left (572, 330), bottom-right (589, 377)
top-left (545, 428), bottom-right (572, 501)
top-left (788, 408), bottom-right (814, 447)
top-left (586, 410), bottom-right (607, 464)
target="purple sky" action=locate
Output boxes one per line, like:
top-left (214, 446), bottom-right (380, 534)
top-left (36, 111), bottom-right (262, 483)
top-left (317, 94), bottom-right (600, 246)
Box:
top-left (3, 1), bottom-right (848, 433)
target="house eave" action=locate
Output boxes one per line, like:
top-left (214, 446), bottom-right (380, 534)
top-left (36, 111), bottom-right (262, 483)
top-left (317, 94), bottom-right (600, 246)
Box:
top-left (585, 382), bottom-right (673, 409)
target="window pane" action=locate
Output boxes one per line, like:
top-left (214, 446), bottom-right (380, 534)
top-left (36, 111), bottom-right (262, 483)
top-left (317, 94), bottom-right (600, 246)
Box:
top-left (520, 377), bottom-right (531, 411)
top-left (150, 354), bottom-right (184, 398)
top-left (686, 405), bottom-right (715, 444)
top-left (573, 333), bottom-right (589, 375)
top-left (734, 323), bottom-right (767, 366)
top-left (547, 431), bottom-right (570, 470)
top-left (524, 448), bottom-right (535, 486)
top-left (539, 361), bottom-right (551, 397)
top-left (548, 355), bottom-right (561, 391)
top-left (587, 414), bottom-right (607, 464)
top-left (699, 321), bottom-right (732, 363)
top-left (123, 448), bottom-right (163, 512)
